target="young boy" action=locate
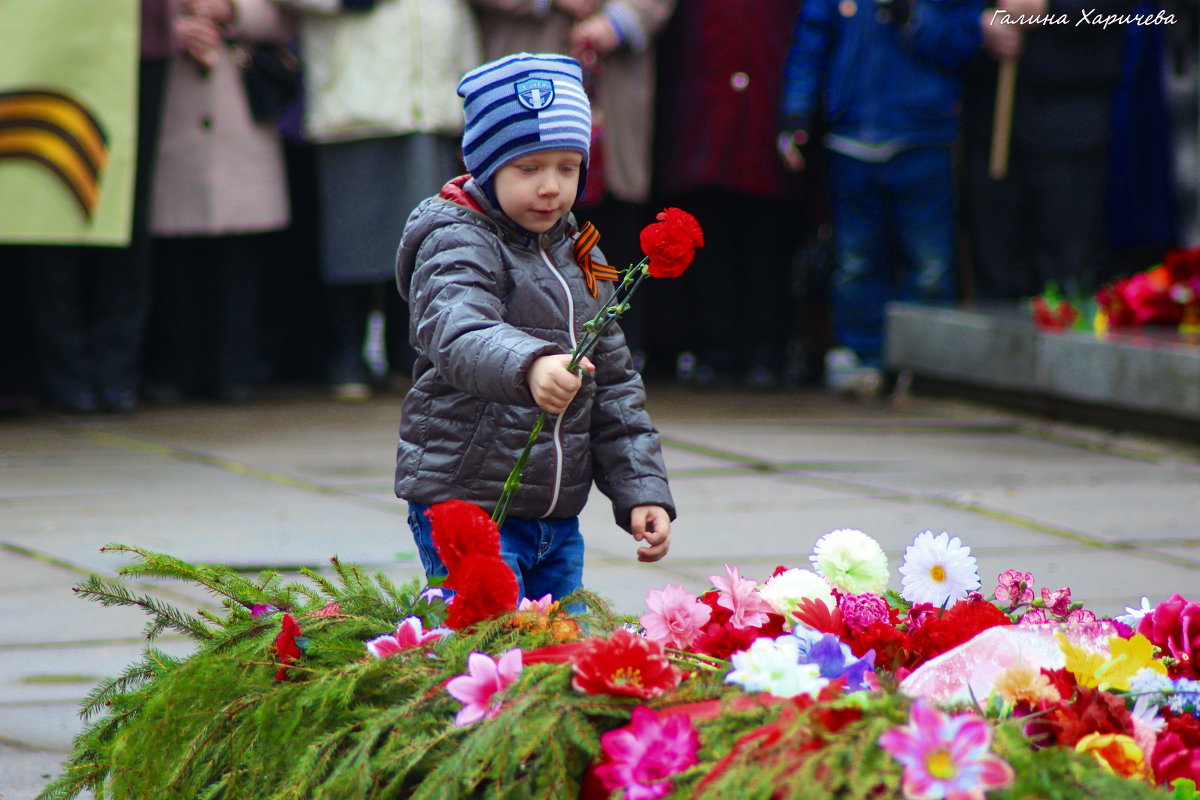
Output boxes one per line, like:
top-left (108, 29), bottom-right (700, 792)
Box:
top-left (394, 53), bottom-right (675, 603)
top-left (778, 0), bottom-right (982, 386)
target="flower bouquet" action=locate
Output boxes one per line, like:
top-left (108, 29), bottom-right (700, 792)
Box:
top-left (1031, 245), bottom-right (1200, 334)
top-left (41, 516), bottom-right (1200, 800)
top-left (1095, 245), bottom-right (1200, 334)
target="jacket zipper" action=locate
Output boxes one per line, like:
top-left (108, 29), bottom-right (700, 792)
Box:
top-left (539, 240), bottom-right (578, 518)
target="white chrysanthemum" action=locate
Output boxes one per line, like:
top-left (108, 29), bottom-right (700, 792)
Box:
top-left (759, 569), bottom-right (836, 624)
top-left (809, 529), bottom-right (889, 594)
top-left (726, 635), bottom-right (828, 698)
top-left (897, 530), bottom-right (980, 607)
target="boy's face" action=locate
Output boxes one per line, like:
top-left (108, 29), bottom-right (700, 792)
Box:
top-left (493, 149), bottom-right (583, 234)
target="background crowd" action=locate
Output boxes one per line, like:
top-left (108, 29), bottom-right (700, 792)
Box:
top-left (1, 0), bottom-right (1197, 415)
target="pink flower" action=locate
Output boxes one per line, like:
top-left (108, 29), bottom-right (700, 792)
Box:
top-left (518, 594), bottom-right (555, 612)
top-left (710, 564), bottom-right (773, 630)
top-left (994, 570), bottom-right (1034, 607)
top-left (595, 705), bottom-right (700, 800)
top-left (1064, 608), bottom-right (1097, 625)
top-left (1138, 593), bottom-right (1200, 677)
top-left (1041, 587), bottom-right (1072, 618)
top-left (1019, 607), bottom-right (1051, 626)
top-left (365, 616), bottom-right (449, 659)
top-left (904, 603), bottom-right (940, 631)
top-left (445, 649), bottom-right (523, 726)
top-left (839, 592), bottom-right (891, 632)
top-left (640, 584), bottom-right (712, 649)
top-left (879, 700), bottom-right (1014, 800)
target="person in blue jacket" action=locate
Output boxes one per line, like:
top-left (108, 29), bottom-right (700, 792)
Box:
top-left (779, 0), bottom-right (982, 382)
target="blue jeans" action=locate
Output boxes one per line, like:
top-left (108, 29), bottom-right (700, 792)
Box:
top-left (828, 147), bottom-right (956, 367)
top-left (407, 501), bottom-right (585, 603)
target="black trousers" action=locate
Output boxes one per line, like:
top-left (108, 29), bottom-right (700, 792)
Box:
top-left (147, 234), bottom-right (267, 393)
top-left (962, 144), bottom-right (1109, 301)
top-left (23, 59), bottom-right (166, 404)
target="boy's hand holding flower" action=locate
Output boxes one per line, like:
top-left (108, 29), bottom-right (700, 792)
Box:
top-left (528, 354), bottom-right (595, 416)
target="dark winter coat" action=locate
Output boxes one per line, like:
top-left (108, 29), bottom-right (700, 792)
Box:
top-left (780, 0), bottom-right (983, 148)
top-left (394, 177), bottom-right (675, 529)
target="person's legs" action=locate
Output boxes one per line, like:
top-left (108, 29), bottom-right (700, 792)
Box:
top-left (828, 153), bottom-right (892, 368)
top-left (891, 146), bottom-right (957, 304)
top-left (1026, 150), bottom-right (1110, 297)
top-left (24, 248), bottom-right (95, 412)
top-left (406, 502), bottom-right (582, 604)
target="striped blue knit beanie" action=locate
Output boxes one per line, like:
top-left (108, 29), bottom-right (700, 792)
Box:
top-left (457, 53), bottom-right (592, 200)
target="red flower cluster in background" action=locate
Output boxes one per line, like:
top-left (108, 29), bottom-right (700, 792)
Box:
top-left (1097, 244), bottom-right (1200, 329)
top-left (428, 500), bottom-right (518, 630)
top-left (640, 207), bottom-right (704, 278)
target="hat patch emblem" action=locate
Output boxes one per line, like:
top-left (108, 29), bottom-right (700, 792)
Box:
top-left (515, 78), bottom-right (555, 111)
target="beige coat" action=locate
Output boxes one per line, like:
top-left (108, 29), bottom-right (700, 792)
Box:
top-left (150, 0), bottom-right (294, 236)
top-left (470, 0), bottom-right (675, 204)
top-left (278, 0), bottom-right (481, 144)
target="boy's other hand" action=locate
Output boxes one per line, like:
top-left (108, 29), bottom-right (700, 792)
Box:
top-left (528, 354), bottom-right (594, 415)
top-left (631, 505), bottom-right (671, 563)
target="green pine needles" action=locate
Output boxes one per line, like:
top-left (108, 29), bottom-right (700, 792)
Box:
top-left (38, 545), bottom-right (1181, 800)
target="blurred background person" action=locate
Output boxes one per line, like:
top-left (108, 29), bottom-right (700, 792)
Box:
top-left (468, 0), bottom-right (676, 369)
top-left (20, 0), bottom-right (170, 414)
top-left (144, 0), bottom-right (294, 404)
top-left (652, 0), bottom-right (809, 388)
top-left (961, 0), bottom-right (1141, 301)
top-left (271, 0), bottom-right (481, 401)
top-left (780, 0), bottom-right (982, 390)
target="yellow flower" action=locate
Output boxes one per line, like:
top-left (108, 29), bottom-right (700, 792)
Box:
top-left (1075, 733), bottom-right (1147, 780)
top-left (1057, 633), bottom-right (1166, 691)
top-left (992, 664), bottom-right (1061, 707)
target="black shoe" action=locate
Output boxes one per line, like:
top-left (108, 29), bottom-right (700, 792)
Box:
top-left (99, 388), bottom-right (138, 414)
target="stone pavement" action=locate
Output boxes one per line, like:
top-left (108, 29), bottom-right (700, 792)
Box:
top-left (3, 382), bottom-right (1200, 799)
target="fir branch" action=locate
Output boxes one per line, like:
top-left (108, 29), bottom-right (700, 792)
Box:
top-left (72, 575), bottom-right (214, 642)
top-left (299, 565), bottom-right (340, 600)
top-left (79, 646), bottom-right (181, 720)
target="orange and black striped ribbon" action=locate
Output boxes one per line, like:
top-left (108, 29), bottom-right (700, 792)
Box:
top-left (573, 221), bottom-right (620, 297)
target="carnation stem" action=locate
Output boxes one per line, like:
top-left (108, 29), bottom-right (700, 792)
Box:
top-left (492, 259), bottom-right (651, 527)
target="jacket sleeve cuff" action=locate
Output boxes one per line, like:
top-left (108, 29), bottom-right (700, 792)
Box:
top-left (780, 114), bottom-right (812, 135)
top-left (603, 2), bottom-right (646, 51)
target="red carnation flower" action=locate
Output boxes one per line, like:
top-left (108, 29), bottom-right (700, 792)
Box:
top-left (845, 620), bottom-right (914, 670)
top-left (1038, 685), bottom-right (1135, 748)
top-left (443, 553), bottom-right (519, 630)
top-left (692, 621), bottom-right (760, 661)
top-left (273, 613), bottom-right (303, 683)
top-left (640, 207), bottom-right (703, 278)
top-left (428, 499), bottom-right (502, 571)
top-left (908, 596), bottom-right (1012, 663)
top-left (571, 628), bottom-right (683, 699)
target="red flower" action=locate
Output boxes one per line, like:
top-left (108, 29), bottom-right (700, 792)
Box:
top-left (908, 596), bottom-right (1012, 663)
top-left (571, 628), bottom-right (683, 699)
top-left (273, 613), bottom-right (303, 683)
top-left (792, 597), bottom-right (846, 638)
top-left (428, 499), bottom-right (502, 571)
top-left (1137, 592), bottom-right (1200, 678)
top-left (640, 207), bottom-right (703, 278)
top-left (1153, 732), bottom-right (1200, 786)
top-left (845, 621), bottom-right (914, 670)
top-left (1033, 685), bottom-right (1134, 748)
top-left (443, 553), bottom-right (519, 630)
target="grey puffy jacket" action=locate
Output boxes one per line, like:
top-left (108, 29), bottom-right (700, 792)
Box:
top-left (394, 177), bottom-right (675, 530)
